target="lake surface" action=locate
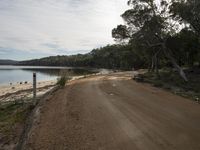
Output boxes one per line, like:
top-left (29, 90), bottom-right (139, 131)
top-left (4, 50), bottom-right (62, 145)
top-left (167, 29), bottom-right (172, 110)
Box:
top-left (0, 66), bottom-right (96, 85)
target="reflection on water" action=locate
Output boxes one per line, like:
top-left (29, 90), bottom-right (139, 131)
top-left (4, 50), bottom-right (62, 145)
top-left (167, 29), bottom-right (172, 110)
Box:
top-left (0, 66), bottom-right (96, 85)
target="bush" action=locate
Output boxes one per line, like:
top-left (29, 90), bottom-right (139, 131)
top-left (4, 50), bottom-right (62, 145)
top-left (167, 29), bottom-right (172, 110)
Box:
top-left (57, 76), bottom-right (70, 87)
top-left (153, 81), bottom-right (163, 87)
top-left (133, 74), bottom-right (144, 82)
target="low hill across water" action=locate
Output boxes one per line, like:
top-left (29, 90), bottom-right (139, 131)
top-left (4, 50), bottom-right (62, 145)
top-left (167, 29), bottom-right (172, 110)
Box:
top-left (18, 45), bottom-right (145, 70)
top-left (0, 59), bottom-right (18, 65)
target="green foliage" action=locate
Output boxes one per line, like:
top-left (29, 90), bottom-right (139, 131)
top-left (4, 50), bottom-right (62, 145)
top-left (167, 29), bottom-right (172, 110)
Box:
top-left (0, 102), bottom-right (32, 135)
top-left (140, 68), bottom-right (200, 101)
top-left (57, 76), bottom-right (70, 87)
top-left (112, 0), bottom-right (172, 74)
top-left (170, 0), bottom-right (200, 36)
top-left (166, 29), bottom-right (200, 66)
top-left (112, 0), bottom-right (200, 80)
top-left (112, 25), bottom-right (130, 42)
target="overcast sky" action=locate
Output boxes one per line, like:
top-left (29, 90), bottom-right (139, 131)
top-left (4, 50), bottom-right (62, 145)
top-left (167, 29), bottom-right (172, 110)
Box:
top-left (0, 0), bottom-right (128, 60)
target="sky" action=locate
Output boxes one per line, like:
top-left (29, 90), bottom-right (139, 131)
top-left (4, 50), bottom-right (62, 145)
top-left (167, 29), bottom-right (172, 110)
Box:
top-left (0, 0), bottom-right (128, 60)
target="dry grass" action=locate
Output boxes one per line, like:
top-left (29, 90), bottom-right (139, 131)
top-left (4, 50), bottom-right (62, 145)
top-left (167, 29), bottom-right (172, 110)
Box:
top-left (136, 68), bottom-right (200, 102)
top-left (0, 101), bottom-right (34, 148)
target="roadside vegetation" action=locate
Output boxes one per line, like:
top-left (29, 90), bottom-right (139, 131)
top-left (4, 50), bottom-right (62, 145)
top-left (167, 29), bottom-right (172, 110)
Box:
top-left (57, 76), bottom-right (70, 87)
top-left (135, 68), bottom-right (200, 102)
top-left (57, 70), bottom-right (71, 87)
top-left (0, 101), bottom-right (33, 149)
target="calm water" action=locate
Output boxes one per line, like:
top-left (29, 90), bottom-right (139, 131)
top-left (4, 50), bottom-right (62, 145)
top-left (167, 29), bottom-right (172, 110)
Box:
top-left (0, 66), bottom-right (96, 85)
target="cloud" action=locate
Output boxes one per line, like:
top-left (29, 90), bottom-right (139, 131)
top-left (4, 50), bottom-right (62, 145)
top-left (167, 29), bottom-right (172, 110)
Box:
top-left (0, 0), bottom-right (128, 60)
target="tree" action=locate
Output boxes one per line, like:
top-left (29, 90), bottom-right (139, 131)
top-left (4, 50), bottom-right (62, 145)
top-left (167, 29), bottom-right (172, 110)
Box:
top-left (112, 0), bottom-right (188, 81)
top-left (170, 0), bottom-right (200, 36)
top-left (170, 0), bottom-right (200, 67)
top-left (166, 28), bottom-right (200, 67)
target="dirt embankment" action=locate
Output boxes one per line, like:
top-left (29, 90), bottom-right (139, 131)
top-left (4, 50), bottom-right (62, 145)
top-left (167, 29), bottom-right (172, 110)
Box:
top-left (21, 72), bottom-right (200, 150)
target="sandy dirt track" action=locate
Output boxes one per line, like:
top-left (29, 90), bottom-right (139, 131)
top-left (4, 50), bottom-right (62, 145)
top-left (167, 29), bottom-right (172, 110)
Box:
top-left (23, 72), bottom-right (200, 150)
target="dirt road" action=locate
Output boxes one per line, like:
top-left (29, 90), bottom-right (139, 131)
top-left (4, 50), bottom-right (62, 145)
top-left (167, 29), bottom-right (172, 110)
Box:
top-left (23, 72), bottom-right (200, 150)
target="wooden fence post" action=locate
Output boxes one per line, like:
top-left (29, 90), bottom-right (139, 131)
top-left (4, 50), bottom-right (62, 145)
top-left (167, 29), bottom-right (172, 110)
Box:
top-left (33, 73), bottom-right (36, 102)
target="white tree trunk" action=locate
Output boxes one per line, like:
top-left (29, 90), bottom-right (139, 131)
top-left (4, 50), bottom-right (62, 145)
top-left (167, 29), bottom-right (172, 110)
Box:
top-left (162, 45), bottom-right (188, 82)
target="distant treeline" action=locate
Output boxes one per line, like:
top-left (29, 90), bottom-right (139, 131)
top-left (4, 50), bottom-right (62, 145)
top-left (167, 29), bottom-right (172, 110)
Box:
top-left (18, 37), bottom-right (200, 71)
top-left (18, 45), bottom-right (144, 70)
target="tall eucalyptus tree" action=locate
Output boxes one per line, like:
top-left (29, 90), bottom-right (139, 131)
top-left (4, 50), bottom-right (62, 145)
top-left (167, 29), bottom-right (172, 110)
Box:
top-left (112, 0), bottom-right (188, 81)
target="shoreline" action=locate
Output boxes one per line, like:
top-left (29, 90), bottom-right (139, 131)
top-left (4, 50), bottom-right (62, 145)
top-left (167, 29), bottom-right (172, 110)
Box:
top-left (0, 80), bottom-right (57, 103)
top-left (0, 74), bottom-right (100, 103)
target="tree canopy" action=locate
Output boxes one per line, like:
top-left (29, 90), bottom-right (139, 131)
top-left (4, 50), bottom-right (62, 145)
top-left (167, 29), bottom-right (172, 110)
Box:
top-left (112, 0), bottom-right (200, 81)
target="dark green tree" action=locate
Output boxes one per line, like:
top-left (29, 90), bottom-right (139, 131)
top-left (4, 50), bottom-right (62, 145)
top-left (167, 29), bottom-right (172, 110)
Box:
top-left (170, 0), bottom-right (200, 36)
top-left (112, 0), bottom-right (188, 81)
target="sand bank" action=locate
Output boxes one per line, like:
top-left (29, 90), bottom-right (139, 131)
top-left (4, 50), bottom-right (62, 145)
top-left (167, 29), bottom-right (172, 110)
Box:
top-left (0, 80), bottom-right (57, 102)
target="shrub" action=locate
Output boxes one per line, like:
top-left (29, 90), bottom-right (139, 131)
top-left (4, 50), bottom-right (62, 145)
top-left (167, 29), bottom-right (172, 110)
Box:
top-left (57, 76), bottom-right (70, 87)
top-left (153, 81), bottom-right (163, 87)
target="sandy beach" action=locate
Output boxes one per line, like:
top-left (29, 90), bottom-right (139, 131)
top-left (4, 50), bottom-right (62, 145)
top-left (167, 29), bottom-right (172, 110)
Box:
top-left (0, 80), bottom-right (57, 103)
top-left (0, 73), bottom-right (104, 103)
top-left (0, 75), bottom-right (89, 103)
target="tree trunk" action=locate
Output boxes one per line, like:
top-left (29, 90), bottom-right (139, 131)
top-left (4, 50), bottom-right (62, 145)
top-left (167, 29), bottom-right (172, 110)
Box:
top-left (151, 56), bottom-right (155, 72)
top-left (148, 62), bottom-right (151, 72)
top-left (162, 45), bottom-right (188, 82)
top-left (152, 52), bottom-right (160, 78)
top-left (155, 54), bottom-right (159, 78)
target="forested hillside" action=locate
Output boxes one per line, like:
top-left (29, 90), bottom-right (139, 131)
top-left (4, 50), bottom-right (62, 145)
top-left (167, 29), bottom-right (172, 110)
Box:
top-left (18, 45), bottom-right (145, 70)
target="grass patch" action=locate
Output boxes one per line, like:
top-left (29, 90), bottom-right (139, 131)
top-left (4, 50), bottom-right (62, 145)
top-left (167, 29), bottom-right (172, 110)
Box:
top-left (135, 68), bottom-right (200, 102)
top-left (57, 76), bottom-right (71, 87)
top-left (57, 70), bottom-right (72, 87)
top-left (0, 101), bottom-right (34, 147)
